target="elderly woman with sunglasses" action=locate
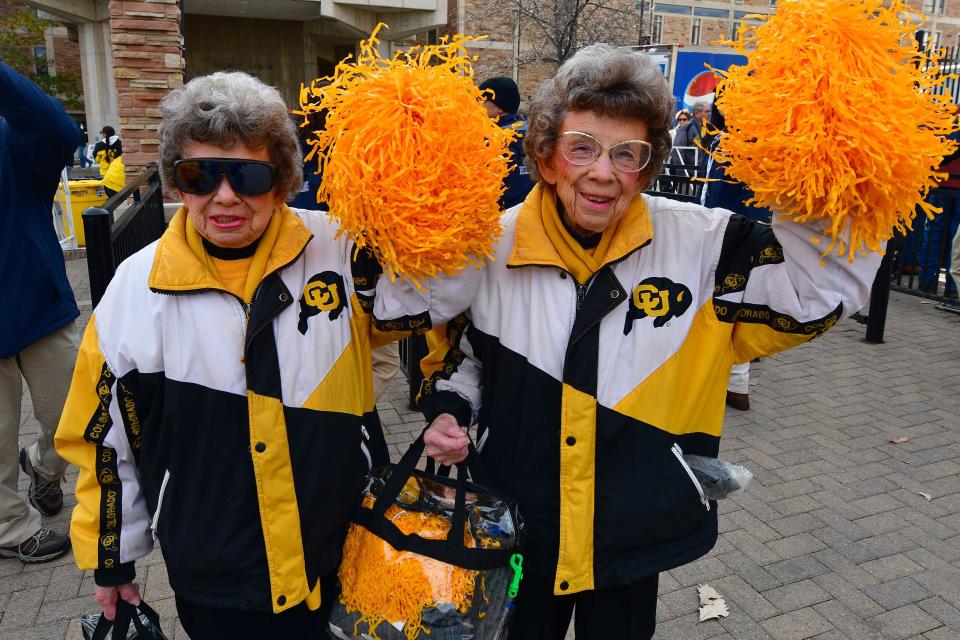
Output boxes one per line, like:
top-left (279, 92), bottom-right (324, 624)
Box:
top-left (55, 72), bottom-right (479, 637)
top-left (420, 44), bottom-right (881, 640)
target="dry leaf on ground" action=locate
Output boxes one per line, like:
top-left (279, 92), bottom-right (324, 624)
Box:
top-left (918, 492), bottom-right (933, 502)
top-left (888, 436), bottom-right (910, 444)
top-left (698, 584), bottom-right (730, 622)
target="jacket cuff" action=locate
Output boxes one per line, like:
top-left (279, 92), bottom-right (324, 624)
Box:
top-left (420, 390), bottom-right (473, 427)
top-left (94, 562), bottom-right (136, 587)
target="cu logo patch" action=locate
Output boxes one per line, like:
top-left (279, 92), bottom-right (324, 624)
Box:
top-left (298, 271), bottom-right (346, 334)
top-left (623, 277), bottom-right (693, 334)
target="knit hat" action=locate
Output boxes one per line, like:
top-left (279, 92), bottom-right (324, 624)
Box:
top-left (478, 76), bottom-right (520, 114)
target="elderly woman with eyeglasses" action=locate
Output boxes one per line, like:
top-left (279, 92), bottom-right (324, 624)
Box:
top-left (420, 44), bottom-right (881, 639)
top-left (55, 71), bottom-right (479, 637)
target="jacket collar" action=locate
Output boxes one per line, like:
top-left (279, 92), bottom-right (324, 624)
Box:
top-left (149, 205), bottom-right (312, 299)
top-left (507, 183), bottom-right (654, 273)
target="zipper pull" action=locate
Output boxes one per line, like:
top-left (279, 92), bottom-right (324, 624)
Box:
top-left (576, 283), bottom-right (587, 309)
top-left (240, 301), bottom-right (251, 364)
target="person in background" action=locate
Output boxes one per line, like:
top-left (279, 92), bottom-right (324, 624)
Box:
top-left (0, 62), bottom-right (79, 565)
top-left (55, 71), bottom-right (479, 636)
top-left (291, 109), bottom-right (328, 212)
top-left (952, 224), bottom-right (960, 291)
top-left (700, 107), bottom-right (773, 411)
top-left (93, 125), bottom-right (125, 197)
top-left (672, 101), bottom-right (712, 173)
top-left (919, 126), bottom-right (960, 298)
top-left (669, 108), bottom-right (691, 144)
top-left (420, 44), bottom-right (881, 639)
top-left (77, 123), bottom-right (92, 168)
top-left (479, 76), bottom-right (535, 210)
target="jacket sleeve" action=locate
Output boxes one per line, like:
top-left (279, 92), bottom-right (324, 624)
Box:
top-left (417, 315), bottom-right (483, 427)
top-left (55, 317), bottom-right (153, 586)
top-left (347, 242), bottom-right (484, 335)
top-left (0, 62), bottom-right (81, 184)
top-left (712, 214), bottom-right (882, 364)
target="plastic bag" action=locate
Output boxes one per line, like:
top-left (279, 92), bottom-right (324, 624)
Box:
top-left (81, 600), bottom-right (168, 640)
top-left (683, 455), bottom-right (753, 500)
top-left (329, 431), bottom-right (524, 640)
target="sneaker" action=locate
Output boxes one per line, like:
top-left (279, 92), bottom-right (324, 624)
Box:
top-left (0, 529), bottom-right (70, 564)
top-left (725, 391), bottom-right (750, 411)
top-left (19, 448), bottom-right (63, 517)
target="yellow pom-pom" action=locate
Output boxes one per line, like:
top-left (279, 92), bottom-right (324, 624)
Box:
top-left (296, 24), bottom-right (514, 286)
top-left (711, 0), bottom-right (958, 261)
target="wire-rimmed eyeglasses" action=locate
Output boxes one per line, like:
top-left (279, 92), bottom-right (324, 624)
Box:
top-left (557, 131), bottom-right (653, 173)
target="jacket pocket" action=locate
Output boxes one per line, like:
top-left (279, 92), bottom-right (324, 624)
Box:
top-left (151, 469), bottom-right (170, 541)
top-left (671, 443), bottom-right (709, 511)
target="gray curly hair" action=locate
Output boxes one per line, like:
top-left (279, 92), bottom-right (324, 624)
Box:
top-left (523, 44), bottom-right (674, 188)
top-left (158, 72), bottom-right (302, 200)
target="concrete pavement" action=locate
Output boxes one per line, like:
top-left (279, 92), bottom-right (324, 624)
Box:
top-left (2, 253), bottom-right (958, 639)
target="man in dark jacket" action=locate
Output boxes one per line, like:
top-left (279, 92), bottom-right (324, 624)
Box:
top-left (479, 76), bottom-right (535, 210)
top-left (0, 62), bottom-right (80, 563)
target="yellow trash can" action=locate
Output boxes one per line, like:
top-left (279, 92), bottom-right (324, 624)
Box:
top-left (55, 179), bottom-right (108, 247)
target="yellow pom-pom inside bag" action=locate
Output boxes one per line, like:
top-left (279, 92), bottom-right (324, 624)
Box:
top-left (712, 0), bottom-right (958, 260)
top-left (297, 24), bottom-right (515, 286)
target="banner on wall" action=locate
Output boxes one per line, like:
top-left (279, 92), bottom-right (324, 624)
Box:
top-left (672, 51), bottom-right (747, 111)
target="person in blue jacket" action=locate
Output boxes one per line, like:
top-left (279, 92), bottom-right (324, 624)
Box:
top-left (0, 62), bottom-right (81, 564)
top-left (479, 76), bottom-right (535, 210)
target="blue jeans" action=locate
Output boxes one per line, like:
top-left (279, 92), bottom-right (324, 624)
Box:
top-left (76, 145), bottom-right (91, 168)
top-left (920, 191), bottom-right (960, 295)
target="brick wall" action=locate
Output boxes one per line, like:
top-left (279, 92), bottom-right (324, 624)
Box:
top-left (51, 33), bottom-right (81, 80)
top-left (109, 0), bottom-right (183, 175)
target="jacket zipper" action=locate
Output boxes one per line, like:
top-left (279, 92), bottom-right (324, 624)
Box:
top-left (151, 469), bottom-right (171, 540)
top-left (576, 283), bottom-right (587, 309)
top-left (672, 443), bottom-right (710, 511)
top-left (359, 424), bottom-right (372, 470)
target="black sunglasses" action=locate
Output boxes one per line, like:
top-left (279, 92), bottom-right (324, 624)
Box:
top-left (173, 158), bottom-right (277, 196)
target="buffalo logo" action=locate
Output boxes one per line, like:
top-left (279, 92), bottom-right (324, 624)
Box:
top-left (804, 315), bottom-right (838, 336)
top-left (298, 271), bottom-right (346, 334)
top-left (757, 245), bottom-right (783, 265)
top-left (98, 468), bottom-right (118, 486)
top-left (624, 277), bottom-right (692, 333)
top-left (773, 316), bottom-right (799, 332)
top-left (100, 533), bottom-right (119, 552)
top-left (720, 273), bottom-right (746, 294)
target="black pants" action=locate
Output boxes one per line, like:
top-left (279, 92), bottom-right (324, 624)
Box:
top-left (175, 577), bottom-right (337, 640)
top-left (508, 572), bottom-right (659, 640)
top-left (104, 186), bottom-right (118, 198)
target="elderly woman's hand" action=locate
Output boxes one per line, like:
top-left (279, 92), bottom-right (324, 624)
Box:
top-left (424, 414), bottom-right (470, 466)
top-left (94, 582), bottom-right (141, 621)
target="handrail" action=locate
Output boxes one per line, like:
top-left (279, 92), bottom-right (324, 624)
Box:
top-left (83, 163), bottom-right (167, 307)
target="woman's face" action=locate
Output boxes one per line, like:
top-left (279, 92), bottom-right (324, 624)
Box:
top-left (178, 141), bottom-right (283, 249)
top-left (538, 111), bottom-right (648, 236)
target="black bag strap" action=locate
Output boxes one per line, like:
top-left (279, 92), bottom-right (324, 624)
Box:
top-left (90, 600), bottom-right (166, 640)
top-left (89, 611), bottom-right (113, 640)
top-left (356, 430), bottom-right (513, 570)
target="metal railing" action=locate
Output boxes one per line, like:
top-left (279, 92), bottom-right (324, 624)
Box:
top-left (83, 164), bottom-right (167, 307)
top-left (647, 147), bottom-right (706, 203)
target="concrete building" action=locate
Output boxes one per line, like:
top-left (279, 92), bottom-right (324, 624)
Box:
top-left (24, 0), bottom-right (448, 173)
top-left (16, 0), bottom-right (947, 172)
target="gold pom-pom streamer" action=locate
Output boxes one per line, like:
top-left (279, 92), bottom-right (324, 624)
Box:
top-left (710, 0), bottom-right (958, 260)
top-left (296, 24), bottom-right (515, 286)
top-left (338, 496), bottom-right (478, 640)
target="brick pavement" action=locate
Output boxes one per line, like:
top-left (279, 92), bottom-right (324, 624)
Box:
top-left (2, 254), bottom-right (958, 639)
